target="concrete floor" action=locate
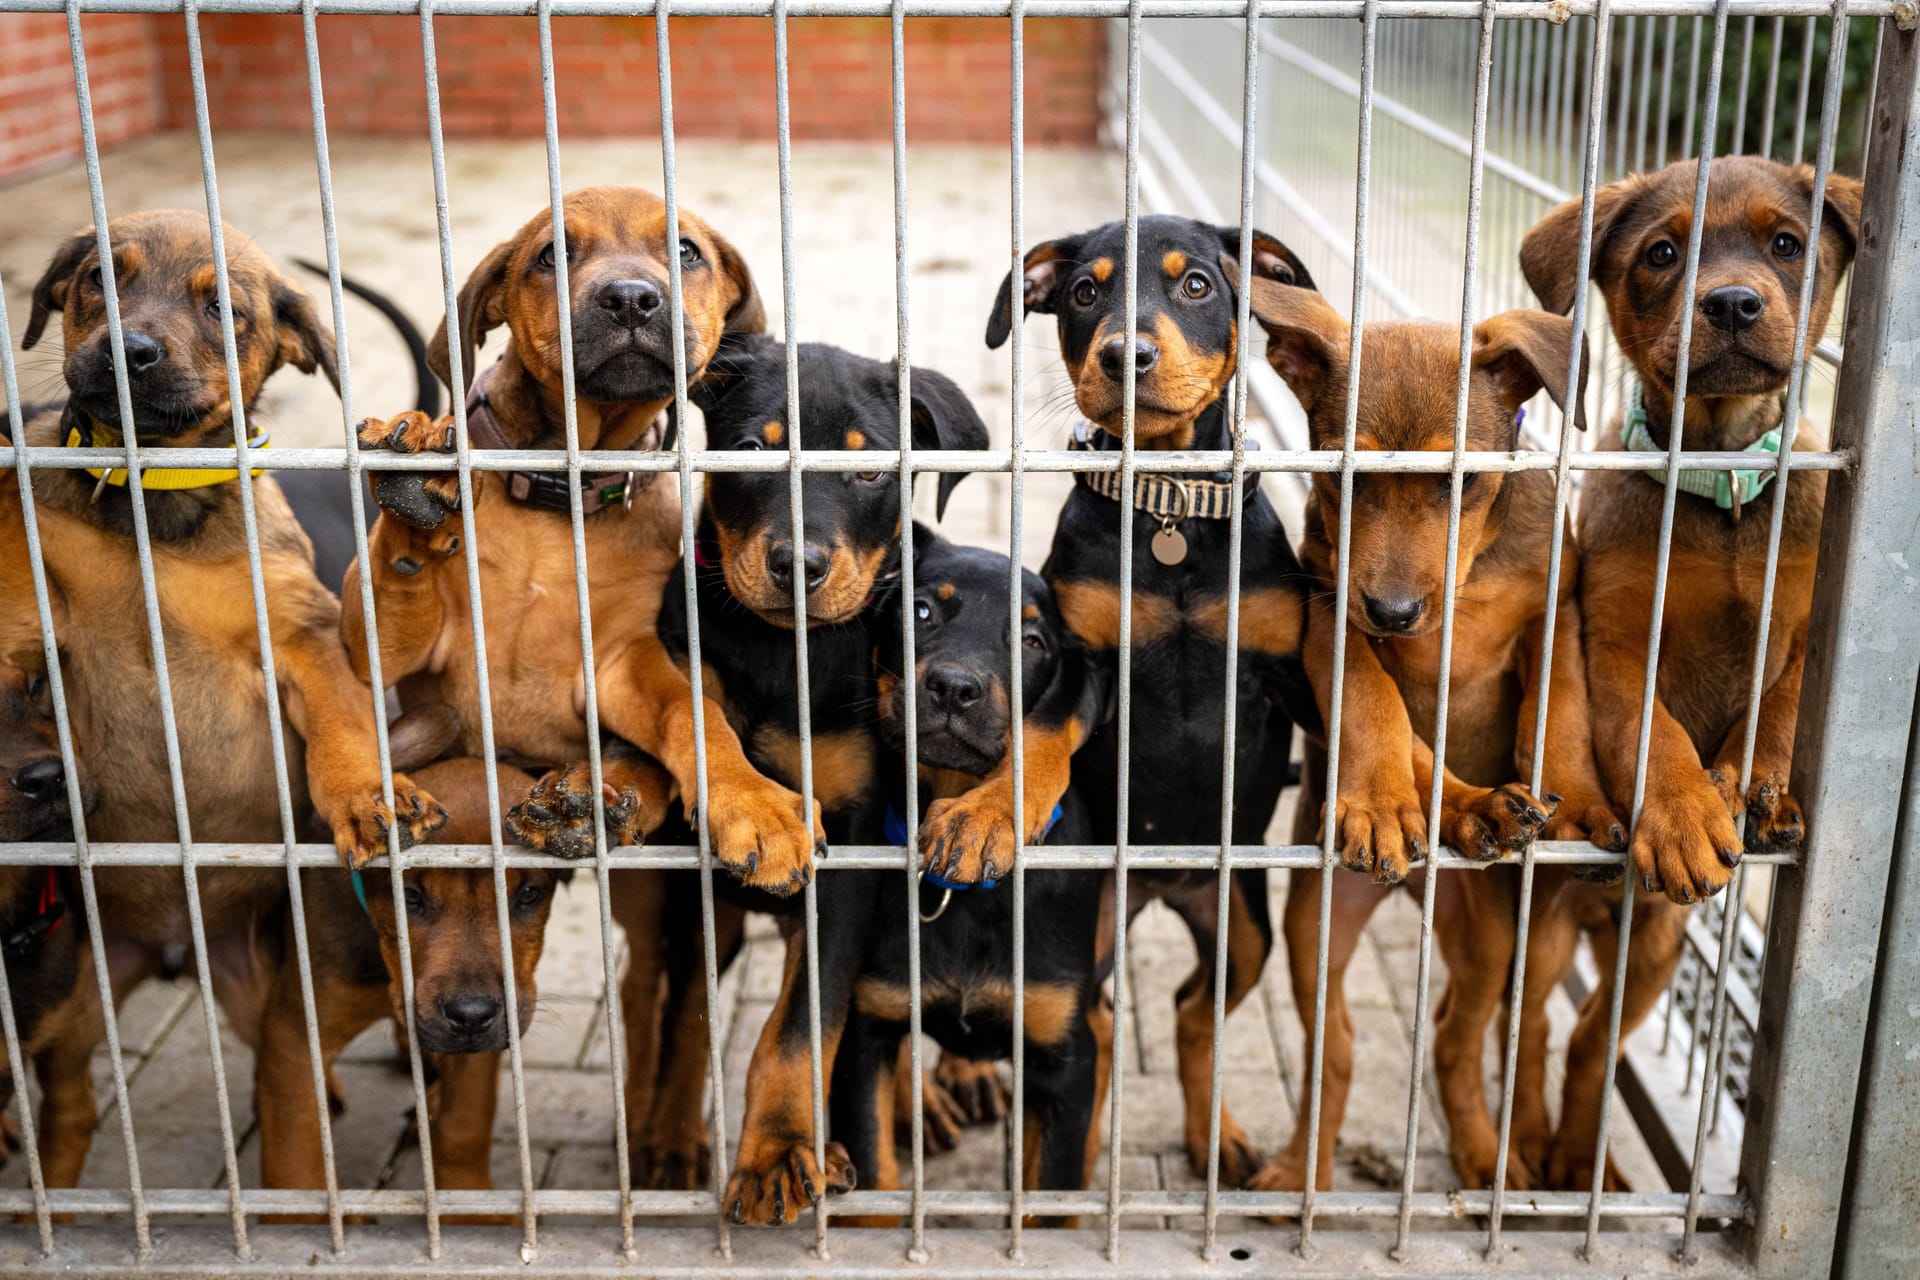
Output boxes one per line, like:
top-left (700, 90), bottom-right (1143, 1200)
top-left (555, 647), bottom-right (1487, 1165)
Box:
top-left (0, 131), bottom-right (1717, 1238)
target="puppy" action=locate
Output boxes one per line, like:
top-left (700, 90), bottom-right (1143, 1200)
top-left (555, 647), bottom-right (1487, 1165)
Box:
top-left (1516, 156), bottom-right (1861, 1187)
top-left (985, 215), bottom-right (1315, 1184)
top-left (1242, 281), bottom-right (1622, 1193)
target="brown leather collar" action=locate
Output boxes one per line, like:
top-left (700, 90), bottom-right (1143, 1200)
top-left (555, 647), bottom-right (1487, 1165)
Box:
top-left (465, 364), bottom-right (662, 516)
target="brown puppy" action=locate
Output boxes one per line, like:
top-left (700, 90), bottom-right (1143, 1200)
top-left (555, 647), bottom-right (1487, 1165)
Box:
top-left (1516, 156), bottom-right (1861, 1187)
top-left (3, 212), bottom-right (443, 1072)
top-left (255, 754), bottom-right (565, 1219)
top-left (1241, 281), bottom-right (1623, 1193)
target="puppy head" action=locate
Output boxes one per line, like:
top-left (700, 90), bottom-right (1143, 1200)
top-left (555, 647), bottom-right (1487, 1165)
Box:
top-left (986, 215), bottom-right (1314, 446)
top-left (0, 655), bottom-right (90, 842)
top-left (25, 210), bottom-right (336, 443)
top-left (695, 337), bottom-right (988, 628)
top-left (1520, 156), bottom-right (1862, 399)
top-left (430, 186), bottom-right (763, 410)
top-left (1250, 281), bottom-right (1585, 638)
top-left (876, 527), bottom-right (1076, 777)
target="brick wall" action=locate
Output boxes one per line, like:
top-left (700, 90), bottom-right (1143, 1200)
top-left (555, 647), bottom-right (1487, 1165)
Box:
top-left (0, 15), bottom-right (165, 179)
top-left (0, 16), bottom-right (1102, 180)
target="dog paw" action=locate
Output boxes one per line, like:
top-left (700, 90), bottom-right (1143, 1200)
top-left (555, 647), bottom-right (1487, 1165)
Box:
top-left (723, 1140), bottom-right (855, 1225)
top-left (702, 767), bottom-right (823, 897)
top-left (1630, 768), bottom-right (1742, 904)
top-left (919, 788), bottom-right (1019, 886)
top-left (1183, 1110), bottom-right (1261, 1188)
top-left (359, 412), bottom-right (463, 539)
top-left (934, 1053), bottom-right (1009, 1127)
top-left (1543, 788), bottom-right (1630, 882)
top-left (1546, 1142), bottom-right (1630, 1194)
top-left (331, 774), bottom-right (448, 870)
top-left (1450, 1136), bottom-right (1532, 1192)
top-left (1329, 785), bottom-right (1428, 886)
top-left (505, 764), bottom-right (642, 860)
top-left (633, 1138), bottom-right (711, 1192)
top-left (1738, 770), bottom-right (1805, 851)
top-left (1441, 782), bottom-right (1552, 863)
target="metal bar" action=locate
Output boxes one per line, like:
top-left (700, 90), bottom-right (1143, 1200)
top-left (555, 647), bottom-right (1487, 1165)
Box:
top-left (1005, 0), bottom-right (1029, 1256)
top-left (1735, 15), bottom-right (1756, 150)
top-left (1637, 9), bottom-right (1657, 167)
top-left (1739, 19), bottom-right (1920, 1278)
top-left (1762, 14), bottom-right (1785, 156)
top-left (1793, 13), bottom-right (1816, 160)
top-left (1659, 13), bottom-right (1678, 165)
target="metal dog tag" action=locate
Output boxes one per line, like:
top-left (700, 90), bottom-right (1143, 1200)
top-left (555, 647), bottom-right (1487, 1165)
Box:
top-left (1151, 525), bottom-right (1187, 566)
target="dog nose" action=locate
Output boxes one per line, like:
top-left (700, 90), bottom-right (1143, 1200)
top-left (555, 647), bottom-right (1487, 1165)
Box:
top-left (438, 993), bottom-right (502, 1034)
top-left (765, 541), bottom-right (832, 593)
top-left (597, 279), bottom-right (665, 328)
top-left (1700, 285), bottom-right (1765, 334)
top-left (1362, 593), bottom-right (1426, 633)
top-left (924, 664), bottom-right (984, 714)
top-left (1098, 335), bottom-right (1160, 381)
top-left (9, 758), bottom-right (65, 803)
top-left (120, 332), bottom-right (164, 376)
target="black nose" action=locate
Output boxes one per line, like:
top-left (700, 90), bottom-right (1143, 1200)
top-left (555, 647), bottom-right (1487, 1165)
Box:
top-left (9, 758), bottom-right (65, 803)
top-left (925, 664), bottom-right (984, 714)
top-left (765, 542), bottom-right (832, 594)
top-left (120, 332), bottom-right (164, 376)
top-left (597, 279), bottom-right (664, 328)
top-left (1362, 593), bottom-right (1426, 633)
top-left (438, 993), bottom-right (502, 1034)
top-left (1098, 335), bottom-right (1160, 381)
top-left (1700, 285), bottom-right (1765, 334)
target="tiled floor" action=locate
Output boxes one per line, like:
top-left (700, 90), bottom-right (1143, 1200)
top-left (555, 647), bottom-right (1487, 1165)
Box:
top-left (2, 132), bottom-right (1702, 1235)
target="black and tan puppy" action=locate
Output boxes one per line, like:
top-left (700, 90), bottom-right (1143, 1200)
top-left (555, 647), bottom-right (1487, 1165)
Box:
top-left (984, 215), bottom-right (1315, 1184)
top-left (1239, 281), bottom-right (1623, 1193)
top-left (1515, 156), bottom-right (1860, 1188)
top-left (2, 212), bottom-right (444, 1078)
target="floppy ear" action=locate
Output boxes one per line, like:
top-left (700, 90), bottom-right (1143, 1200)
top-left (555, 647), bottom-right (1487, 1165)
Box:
top-left (272, 276), bottom-right (341, 393)
top-left (1795, 166), bottom-right (1865, 261)
top-left (1215, 226), bottom-right (1316, 292)
top-left (23, 231), bottom-right (96, 351)
top-left (428, 237), bottom-right (515, 395)
top-left (1472, 309), bottom-right (1588, 431)
top-left (985, 235), bottom-right (1083, 350)
top-left (909, 519), bottom-right (944, 564)
top-left (1519, 176), bottom-right (1644, 314)
top-left (905, 366), bottom-right (989, 520)
top-left (688, 331), bottom-right (776, 417)
top-left (707, 225), bottom-right (766, 337)
top-left (1240, 276), bottom-right (1349, 415)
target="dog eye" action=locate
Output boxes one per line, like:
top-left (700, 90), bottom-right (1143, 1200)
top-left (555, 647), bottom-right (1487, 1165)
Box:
top-left (855, 471), bottom-right (886, 484)
top-left (1645, 240), bottom-right (1678, 268)
top-left (915, 600), bottom-right (932, 622)
top-left (86, 267), bottom-right (103, 290)
top-left (1022, 632), bottom-right (1046, 652)
top-left (25, 673), bottom-right (47, 700)
top-left (403, 886), bottom-right (427, 915)
top-left (1771, 231), bottom-right (1804, 260)
top-left (1071, 278), bottom-right (1099, 308)
top-left (1181, 271), bottom-right (1211, 300)
top-left (738, 437), bottom-right (765, 451)
top-left (535, 242), bottom-right (572, 271)
top-left (204, 296), bottom-right (225, 321)
top-left (513, 882), bottom-right (545, 910)
top-left (679, 238), bottom-right (701, 266)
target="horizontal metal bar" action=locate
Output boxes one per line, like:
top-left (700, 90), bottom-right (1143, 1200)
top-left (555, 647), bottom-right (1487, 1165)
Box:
top-left (8, 444), bottom-right (1854, 476)
top-left (0, 838), bottom-right (1799, 871)
top-left (0, 0), bottom-right (1896, 17)
top-left (0, 1185), bottom-right (1750, 1221)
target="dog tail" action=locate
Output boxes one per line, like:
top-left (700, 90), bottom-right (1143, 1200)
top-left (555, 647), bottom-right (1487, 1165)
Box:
top-left (294, 259), bottom-right (441, 420)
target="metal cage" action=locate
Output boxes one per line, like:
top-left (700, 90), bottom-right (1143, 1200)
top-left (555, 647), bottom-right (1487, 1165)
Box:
top-left (0, 2), bottom-right (1916, 1276)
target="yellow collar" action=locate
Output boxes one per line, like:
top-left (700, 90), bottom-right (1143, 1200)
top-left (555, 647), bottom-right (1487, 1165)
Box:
top-left (65, 418), bottom-right (269, 493)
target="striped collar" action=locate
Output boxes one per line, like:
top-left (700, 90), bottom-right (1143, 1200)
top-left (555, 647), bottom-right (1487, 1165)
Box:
top-left (1068, 418), bottom-right (1245, 523)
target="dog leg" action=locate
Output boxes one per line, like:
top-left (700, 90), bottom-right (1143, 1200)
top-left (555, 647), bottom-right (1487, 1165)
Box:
top-left (30, 999), bottom-right (99, 1194)
top-left (1432, 871), bottom-right (1521, 1190)
top-left (1024, 1012), bottom-right (1100, 1228)
top-left (919, 716), bottom-right (1087, 886)
top-left (1165, 873), bottom-right (1270, 1186)
top-left (829, 1009), bottom-right (903, 1228)
top-left (430, 1048), bottom-right (510, 1225)
top-left (1082, 990), bottom-right (1114, 1189)
top-left (1512, 871), bottom-right (1582, 1185)
top-left (1711, 624), bottom-right (1808, 852)
top-left (1517, 601), bottom-right (1629, 864)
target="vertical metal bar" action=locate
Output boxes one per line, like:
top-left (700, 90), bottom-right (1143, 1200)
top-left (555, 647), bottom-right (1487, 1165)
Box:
top-left (1487, 2), bottom-right (1614, 1254)
top-left (1685, 15), bottom-right (1705, 155)
top-left (1104, 0), bottom-right (1143, 1260)
top-left (1299, 0), bottom-right (1376, 1254)
top-left (415, 0), bottom-right (539, 1252)
top-left (1658, 15), bottom-right (1678, 167)
top-left (298, 0), bottom-right (443, 1252)
top-left (1762, 16), bottom-right (1786, 158)
top-left (1860, 17), bottom-right (1885, 173)
top-left (1616, 16), bottom-right (1636, 177)
top-left (532, 2), bottom-right (636, 1254)
top-left (1393, 0), bottom-right (1495, 1258)
top-left (1735, 16), bottom-right (1756, 153)
top-left (1005, 0), bottom-right (1028, 1257)
top-left (1793, 15), bottom-right (1817, 162)
top-left (1635, 11), bottom-right (1656, 172)
top-left (1740, 27), bottom-right (1920, 1277)
top-left (63, 4), bottom-right (251, 1255)
top-left (649, 1), bottom-right (732, 1258)
top-left (182, 0), bottom-right (345, 1250)
top-left (1586, 0), bottom-right (1733, 1256)
top-left (1684, 2), bottom-right (1853, 1256)
top-left (1203, 0), bottom-right (1261, 1258)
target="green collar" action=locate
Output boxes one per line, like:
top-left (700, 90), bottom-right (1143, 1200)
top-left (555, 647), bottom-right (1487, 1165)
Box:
top-left (1622, 381), bottom-right (1786, 515)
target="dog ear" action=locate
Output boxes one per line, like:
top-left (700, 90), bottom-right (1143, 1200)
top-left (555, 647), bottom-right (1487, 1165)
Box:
top-left (272, 276), bottom-right (341, 394)
top-left (707, 225), bottom-right (766, 337)
top-left (428, 237), bottom-right (515, 396)
top-left (1794, 166), bottom-right (1865, 261)
top-left (689, 331), bottom-right (775, 417)
top-left (1238, 275), bottom-right (1348, 415)
top-left (24, 231), bottom-right (96, 352)
top-left (1519, 177), bottom-right (1644, 315)
top-left (1472, 309), bottom-right (1589, 431)
top-left (909, 519), bottom-right (943, 563)
top-left (1215, 227), bottom-right (1316, 293)
top-left (905, 366), bottom-right (988, 520)
top-left (986, 235), bottom-right (1082, 350)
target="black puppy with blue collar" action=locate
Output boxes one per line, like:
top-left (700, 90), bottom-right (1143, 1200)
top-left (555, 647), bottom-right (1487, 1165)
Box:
top-left (813, 526), bottom-right (1112, 1223)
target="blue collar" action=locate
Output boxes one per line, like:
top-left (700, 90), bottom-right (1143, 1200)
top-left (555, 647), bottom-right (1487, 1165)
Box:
top-left (886, 800), bottom-right (1064, 892)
